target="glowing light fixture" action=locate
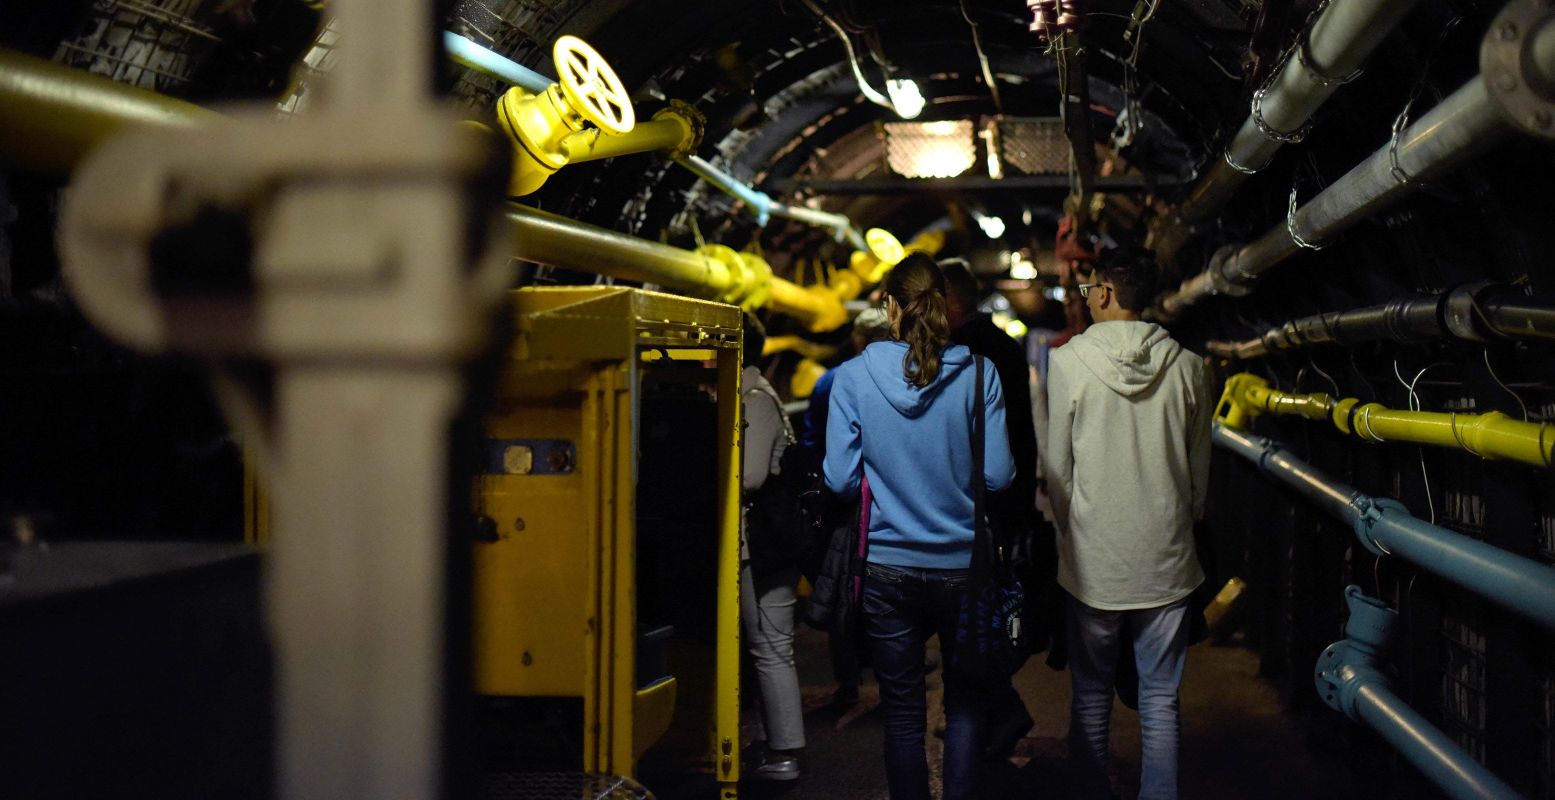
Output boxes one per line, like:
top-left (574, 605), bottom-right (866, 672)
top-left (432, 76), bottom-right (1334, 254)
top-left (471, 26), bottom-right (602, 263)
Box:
top-left (884, 120), bottom-right (976, 179)
top-left (976, 214), bottom-right (1007, 239)
top-left (1010, 257), bottom-right (1038, 280)
top-left (1004, 319), bottom-right (1029, 339)
top-left (885, 78), bottom-right (926, 120)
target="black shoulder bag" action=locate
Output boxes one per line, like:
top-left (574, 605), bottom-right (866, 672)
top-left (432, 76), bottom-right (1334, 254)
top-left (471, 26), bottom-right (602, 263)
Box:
top-left (952, 356), bottom-right (1031, 683)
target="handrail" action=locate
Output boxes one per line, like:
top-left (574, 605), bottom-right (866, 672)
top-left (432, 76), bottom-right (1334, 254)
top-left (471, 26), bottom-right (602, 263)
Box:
top-left (1216, 373), bottom-right (1555, 468)
top-left (1213, 422), bottom-right (1555, 632)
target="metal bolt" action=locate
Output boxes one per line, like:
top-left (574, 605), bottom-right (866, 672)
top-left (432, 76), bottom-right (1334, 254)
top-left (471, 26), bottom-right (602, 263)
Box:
top-left (1499, 21), bottom-right (1519, 41)
top-left (513, 517), bottom-right (526, 532)
top-left (1494, 71), bottom-right (1519, 92)
top-left (547, 448), bottom-right (572, 472)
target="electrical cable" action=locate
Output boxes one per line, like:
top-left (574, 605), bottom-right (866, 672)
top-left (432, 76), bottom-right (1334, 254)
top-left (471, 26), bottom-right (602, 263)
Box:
top-left (959, 0), bottom-right (1003, 113)
top-left (1481, 348), bottom-right (1529, 422)
top-left (800, 0), bottom-right (896, 113)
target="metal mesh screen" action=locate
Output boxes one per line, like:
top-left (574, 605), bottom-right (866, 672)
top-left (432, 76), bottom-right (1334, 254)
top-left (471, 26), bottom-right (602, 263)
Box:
top-left (884, 120), bottom-right (976, 179)
top-left (448, 0), bottom-right (588, 110)
top-left (994, 117), bottom-right (1069, 175)
top-left (1440, 610), bottom-right (1488, 764)
top-left (480, 772), bottom-right (653, 800)
top-left (276, 17), bottom-right (340, 115)
top-left (52, 0), bottom-right (224, 93)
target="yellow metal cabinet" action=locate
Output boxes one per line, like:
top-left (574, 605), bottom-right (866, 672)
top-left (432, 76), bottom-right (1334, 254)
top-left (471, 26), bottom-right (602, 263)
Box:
top-left (474, 287), bottom-right (743, 795)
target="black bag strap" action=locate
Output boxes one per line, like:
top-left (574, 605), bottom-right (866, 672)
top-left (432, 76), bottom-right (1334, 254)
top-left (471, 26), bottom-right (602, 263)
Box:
top-left (970, 356), bottom-right (995, 579)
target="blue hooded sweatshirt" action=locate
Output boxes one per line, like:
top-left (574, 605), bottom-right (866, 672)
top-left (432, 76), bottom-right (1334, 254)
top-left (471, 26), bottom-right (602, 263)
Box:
top-left (823, 340), bottom-right (1015, 569)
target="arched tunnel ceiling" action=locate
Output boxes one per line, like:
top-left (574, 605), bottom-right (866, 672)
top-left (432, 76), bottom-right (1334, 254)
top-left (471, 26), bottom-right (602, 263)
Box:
top-left (526, 0), bottom-right (1257, 260)
top-left (441, 0), bottom-right (1548, 355)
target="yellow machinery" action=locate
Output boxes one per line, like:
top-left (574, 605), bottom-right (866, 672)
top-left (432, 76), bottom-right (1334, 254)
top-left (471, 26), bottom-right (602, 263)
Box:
top-left (1216, 372), bottom-right (1555, 468)
top-left (474, 287), bottom-right (744, 794)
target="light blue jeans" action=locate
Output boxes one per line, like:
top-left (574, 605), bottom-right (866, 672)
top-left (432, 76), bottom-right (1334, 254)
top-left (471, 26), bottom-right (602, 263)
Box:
top-left (741, 564), bottom-right (805, 751)
top-left (1067, 593), bottom-right (1191, 800)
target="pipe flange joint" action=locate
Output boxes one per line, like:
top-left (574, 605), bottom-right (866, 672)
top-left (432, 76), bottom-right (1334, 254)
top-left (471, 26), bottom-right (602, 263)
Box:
top-left (1208, 245), bottom-right (1254, 297)
top-left (1481, 0), bottom-right (1555, 140)
top-left (1315, 587), bottom-right (1397, 718)
top-left (1314, 641), bottom-right (1385, 718)
top-left (1441, 281), bottom-right (1502, 342)
top-left (656, 100), bottom-right (706, 158)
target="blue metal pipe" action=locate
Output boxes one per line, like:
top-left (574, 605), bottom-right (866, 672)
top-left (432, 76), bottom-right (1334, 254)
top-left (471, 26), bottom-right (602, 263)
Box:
top-left (1355, 685), bottom-right (1521, 799)
top-left (1316, 587), bottom-right (1522, 800)
top-left (442, 32), bottom-right (552, 94)
top-left (1213, 422), bottom-right (1555, 632)
top-left (676, 154), bottom-right (774, 224)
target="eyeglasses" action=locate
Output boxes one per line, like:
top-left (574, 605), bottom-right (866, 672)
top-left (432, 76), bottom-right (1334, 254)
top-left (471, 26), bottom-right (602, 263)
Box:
top-left (1076, 283), bottom-right (1110, 299)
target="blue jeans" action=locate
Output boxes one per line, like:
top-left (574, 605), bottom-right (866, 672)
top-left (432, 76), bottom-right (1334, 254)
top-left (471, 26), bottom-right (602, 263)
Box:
top-left (1067, 594), bottom-right (1191, 800)
top-left (862, 562), bottom-right (986, 800)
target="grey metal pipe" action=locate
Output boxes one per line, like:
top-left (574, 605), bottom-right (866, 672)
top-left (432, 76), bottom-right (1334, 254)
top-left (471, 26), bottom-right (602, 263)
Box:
top-left (1214, 422), bottom-right (1555, 632)
top-left (1160, 74), bottom-right (1513, 318)
top-left (1354, 685), bottom-right (1522, 799)
top-left (1181, 0), bottom-right (1424, 222)
top-left (1205, 286), bottom-right (1555, 359)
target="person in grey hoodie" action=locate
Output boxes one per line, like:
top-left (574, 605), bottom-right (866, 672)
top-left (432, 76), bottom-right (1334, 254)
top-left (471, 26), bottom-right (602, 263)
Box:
top-left (824, 254), bottom-right (1014, 800)
top-left (1041, 248), bottom-right (1212, 800)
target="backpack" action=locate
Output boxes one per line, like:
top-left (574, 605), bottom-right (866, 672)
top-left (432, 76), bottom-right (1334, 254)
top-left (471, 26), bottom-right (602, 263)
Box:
top-left (743, 381), bottom-right (823, 578)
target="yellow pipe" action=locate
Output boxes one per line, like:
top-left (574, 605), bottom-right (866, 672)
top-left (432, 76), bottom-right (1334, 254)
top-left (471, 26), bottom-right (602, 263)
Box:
top-left (1218, 372), bottom-right (1555, 469)
top-left (562, 104), bottom-right (700, 163)
top-left (1333, 399), bottom-right (1554, 469)
top-left (0, 49), bottom-right (216, 174)
top-left (762, 335), bottom-right (837, 360)
top-left (769, 279), bottom-right (850, 332)
top-left (506, 203), bottom-right (852, 330)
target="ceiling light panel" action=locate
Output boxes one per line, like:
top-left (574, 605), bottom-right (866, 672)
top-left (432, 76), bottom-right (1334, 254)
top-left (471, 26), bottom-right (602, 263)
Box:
top-left (884, 120), bottom-right (977, 179)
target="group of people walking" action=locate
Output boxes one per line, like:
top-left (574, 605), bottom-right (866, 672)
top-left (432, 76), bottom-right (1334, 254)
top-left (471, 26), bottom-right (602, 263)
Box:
top-left (739, 247), bottom-right (1214, 799)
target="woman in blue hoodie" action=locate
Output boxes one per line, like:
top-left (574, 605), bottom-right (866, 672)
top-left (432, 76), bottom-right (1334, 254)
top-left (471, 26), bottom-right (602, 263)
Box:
top-left (823, 253), bottom-right (1015, 800)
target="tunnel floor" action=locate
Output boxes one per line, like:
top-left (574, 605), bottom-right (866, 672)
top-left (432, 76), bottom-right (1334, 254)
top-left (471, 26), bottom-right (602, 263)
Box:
top-left (717, 625), bottom-right (1357, 799)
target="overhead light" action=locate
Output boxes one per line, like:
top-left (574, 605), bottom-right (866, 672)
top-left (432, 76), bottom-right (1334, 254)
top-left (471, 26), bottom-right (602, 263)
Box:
top-left (1010, 257), bottom-right (1037, 280)
top-left (886, 78), bottom-right (925, 119)
top-left (1003, 319), bottom-right (1029, 339)
top-left (977, 214), bottom-right (1006, 239)
top-left (884, 120), bottom-right (976, 178)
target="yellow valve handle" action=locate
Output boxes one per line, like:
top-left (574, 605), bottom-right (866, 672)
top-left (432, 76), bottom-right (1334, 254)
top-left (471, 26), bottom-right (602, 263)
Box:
top-left (553, 35), bottom-right (635, 135)
top-left (865, 227), bottom-right (905, 265)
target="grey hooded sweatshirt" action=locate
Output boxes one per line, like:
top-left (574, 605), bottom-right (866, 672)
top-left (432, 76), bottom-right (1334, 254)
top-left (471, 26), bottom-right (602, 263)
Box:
top-left (1041, 320), bottom-right (1212, 610)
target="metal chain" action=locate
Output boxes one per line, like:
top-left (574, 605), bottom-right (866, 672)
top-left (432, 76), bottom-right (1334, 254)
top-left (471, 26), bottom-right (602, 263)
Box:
top-left (1388, 100), bottom-right (1415, 186)
top-left (1251, 86), bottom-right (1311, 144)
top-left (1224, 148), bottom-right (1259, 175)
top-left (1294, 23), bottom-right (1365, 88)
top-left (1287, 185), bottom-right (1324, 250)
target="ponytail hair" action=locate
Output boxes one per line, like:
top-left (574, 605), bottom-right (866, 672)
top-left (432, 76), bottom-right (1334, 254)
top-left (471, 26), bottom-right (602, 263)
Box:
top-left (883, 253), bottom-right (951, 388)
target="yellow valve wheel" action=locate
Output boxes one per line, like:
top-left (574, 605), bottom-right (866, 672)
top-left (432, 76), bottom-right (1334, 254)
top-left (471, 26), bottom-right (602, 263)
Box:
top-left (553, 35), bottom-right (635, 135)
top-left (865, 227), bottom-right (905, 265)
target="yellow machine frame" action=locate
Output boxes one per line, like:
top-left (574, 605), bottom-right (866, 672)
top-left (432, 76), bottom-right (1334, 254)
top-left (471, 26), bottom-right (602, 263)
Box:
top-left (474, 287), bottom-right (743, 794)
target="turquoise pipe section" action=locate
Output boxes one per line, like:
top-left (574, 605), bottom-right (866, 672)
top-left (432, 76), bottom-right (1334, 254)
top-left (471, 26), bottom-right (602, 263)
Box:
top-left (1213, 422), bottom-right (1555, 632)
top-left (1355, 686), bottom-right (1521, 799)
top-left (676, 154), bottom-right (774, 223)
top-left (443, 32), bottom-right (552, 93)
top-left (1316, 587), bottom-right (1522, 800)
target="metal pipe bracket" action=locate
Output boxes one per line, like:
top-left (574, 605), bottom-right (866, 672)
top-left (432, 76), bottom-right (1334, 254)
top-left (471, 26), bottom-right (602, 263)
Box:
top-left (1315, 586), bottom-right (1398, 718)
